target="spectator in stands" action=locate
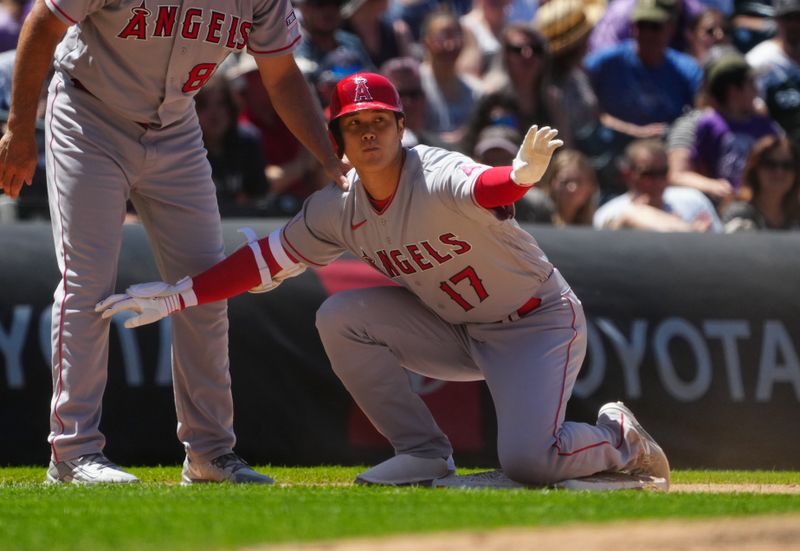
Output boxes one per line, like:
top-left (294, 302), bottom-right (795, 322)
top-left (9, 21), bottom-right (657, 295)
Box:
top-left (380, 56), bottom-right (445, 148)
top-left (463, 24), bottom-right (568, 155)
top-left (594, 139), bottom-right (722, 231)
top-left (418, 7), bottom-right (483, 147)
top-left (721, 134), bottom-right (800, 231)
top-left (588, 0), bottom-right (704, 54)
top-left (666, 44), bottom-right (739, 205)
top-left (746, 0), bottom-right (800, 142)
top-left (585, 0), bottom-right (703, 141)
top-left (0, 47), bottom-right (13, 110)
top-left (461, 93), bottom-right (522, 155)
top-left (228, 54), bottom-right (319, 216)
top-left (539, 149), bottom-right (601, 226)
top-left (388, 0), bottom-right (438, 42)
top-left (472, 123), bottom-right (520, 167)
top-left (293, 0), bottom-right (375, 87)
top-left (196, 76), bottom-right (269, 217)
top-left (685, 7), bottom-right (733, 64)
top-left (729, 0), bottom-right (774, 53)
top-left (341, 0), bottom-right (417, 68)
top-left (0, 0), bottom-right (31, 53)
top-left (536, 0), bottom-right (627, 199)
top-left (690, 52), bottom-right (781, 195)
top-left (536, 0), bottom-right (598, 145)
top-left (457, 0), bottom-right (512, 78)
top-left (315, 48), bottom-right (370, 109)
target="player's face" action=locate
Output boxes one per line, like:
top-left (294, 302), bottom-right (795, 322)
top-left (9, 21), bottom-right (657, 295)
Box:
top-left (339, 109), bottom-right (404, 171)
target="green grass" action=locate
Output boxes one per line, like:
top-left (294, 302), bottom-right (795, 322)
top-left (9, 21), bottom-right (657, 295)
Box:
top-left (0, 467), bottom-right (798, 551)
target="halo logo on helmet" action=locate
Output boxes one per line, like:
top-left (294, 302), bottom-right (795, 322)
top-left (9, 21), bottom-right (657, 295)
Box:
top-left (353, 76), bottom-right (373, 103)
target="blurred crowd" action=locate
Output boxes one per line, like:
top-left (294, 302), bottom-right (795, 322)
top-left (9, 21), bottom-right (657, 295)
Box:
top-left (1, 0), bottom-right (799, 232)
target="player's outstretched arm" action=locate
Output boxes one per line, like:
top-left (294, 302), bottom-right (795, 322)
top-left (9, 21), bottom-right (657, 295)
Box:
top-left (510, 125), bottom-right (564, 186)
top-left (95, 229), bottom-right (306, 328)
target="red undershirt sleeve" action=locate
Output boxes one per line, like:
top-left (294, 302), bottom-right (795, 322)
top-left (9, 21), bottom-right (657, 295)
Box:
top-left (190, 239), bottom-right (283, 305)
top-left (473, 166), bottom-right (533, 208)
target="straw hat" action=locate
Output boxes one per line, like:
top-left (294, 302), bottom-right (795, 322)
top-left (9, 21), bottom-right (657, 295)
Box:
top-left (535, 0), bottom-right (595, 57)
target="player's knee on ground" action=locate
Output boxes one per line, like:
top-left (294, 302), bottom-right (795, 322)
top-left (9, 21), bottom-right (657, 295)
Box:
top-left (499, 447), bottom-right (564, 485)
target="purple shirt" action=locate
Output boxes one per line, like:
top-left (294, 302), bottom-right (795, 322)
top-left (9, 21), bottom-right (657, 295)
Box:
top-left (0, 1), bottom-right (32, 52)
top-left (691, 110), bottom-right (780, 189)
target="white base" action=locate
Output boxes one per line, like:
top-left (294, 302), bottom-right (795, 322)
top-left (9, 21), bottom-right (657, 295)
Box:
top-left (433, 470), bottom-right (669, 492)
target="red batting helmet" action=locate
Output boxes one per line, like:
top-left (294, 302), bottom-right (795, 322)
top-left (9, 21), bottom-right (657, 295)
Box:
top-left (328, 72), bottom-right (404, 126)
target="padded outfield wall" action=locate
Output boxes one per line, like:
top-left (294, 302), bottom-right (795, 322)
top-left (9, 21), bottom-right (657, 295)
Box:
top-left (1, 221), bottom-right (798, 469)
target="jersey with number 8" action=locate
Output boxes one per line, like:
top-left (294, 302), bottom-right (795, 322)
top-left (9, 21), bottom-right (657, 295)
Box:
top-left (48, 0), bottom-right (299, 127)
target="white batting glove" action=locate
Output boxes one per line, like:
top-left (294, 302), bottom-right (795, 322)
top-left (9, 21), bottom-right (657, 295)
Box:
top-left (95, 277), bottom-right (198, 328)
top-left (510, 125), bottom-right (564, 186)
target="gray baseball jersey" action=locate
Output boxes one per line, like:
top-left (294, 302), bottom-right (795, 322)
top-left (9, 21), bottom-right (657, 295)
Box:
top-left (282, 145), bottom-right (553, 324)
top-left (45, 0), bottom-right (298, 464)
top-left (47, 0), bottom-right (299, 126)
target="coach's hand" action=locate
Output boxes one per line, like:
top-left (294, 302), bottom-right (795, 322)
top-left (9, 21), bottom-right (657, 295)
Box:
top-left (511, 125), bottom-right (564, 186)
top-left (0, 130), bottom-right (38, 199)
top-left (324, 157), bottom-right (351, 191)
top-left (95, 278), bottom-right (197, 328)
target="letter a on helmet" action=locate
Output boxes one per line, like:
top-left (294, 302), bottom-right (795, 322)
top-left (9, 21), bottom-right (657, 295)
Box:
top-left (328, 72), bottom-right (404, 125)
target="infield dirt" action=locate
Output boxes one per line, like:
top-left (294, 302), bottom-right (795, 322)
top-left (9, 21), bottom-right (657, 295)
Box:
top-left (253, 485), bottom-right (800, 551)
top-left (257, 513), bottom-right (800, 551)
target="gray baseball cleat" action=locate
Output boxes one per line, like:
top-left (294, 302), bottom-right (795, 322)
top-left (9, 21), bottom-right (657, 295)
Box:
top-left (598, 401), bottom-right (671, 485)
top-left (355, 454), bottom-right (456, 486)
top-left (181, 453), bottom-right (274, 484)
top-left (45, 453), bottom-right (140, 484)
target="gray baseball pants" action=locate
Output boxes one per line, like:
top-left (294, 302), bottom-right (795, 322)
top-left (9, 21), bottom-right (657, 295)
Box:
top-left (316, 269), bottom-right (636, 484)
top-left (45, 73), bottom-right (234, 464)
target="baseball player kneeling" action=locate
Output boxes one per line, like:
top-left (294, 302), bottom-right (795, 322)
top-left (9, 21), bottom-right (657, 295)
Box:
top-left (97, 73), bottom-right (670, 488)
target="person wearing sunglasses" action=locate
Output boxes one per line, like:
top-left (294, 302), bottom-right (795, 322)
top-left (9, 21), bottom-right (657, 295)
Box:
top-left (466, 23), bottom-right (570, 157)
top-left (593, 138), bottom-right (722, 231)
top-left (685, 7), bottom-right (733, 64)
top-left (722, 134), bottom-right (800, 231)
